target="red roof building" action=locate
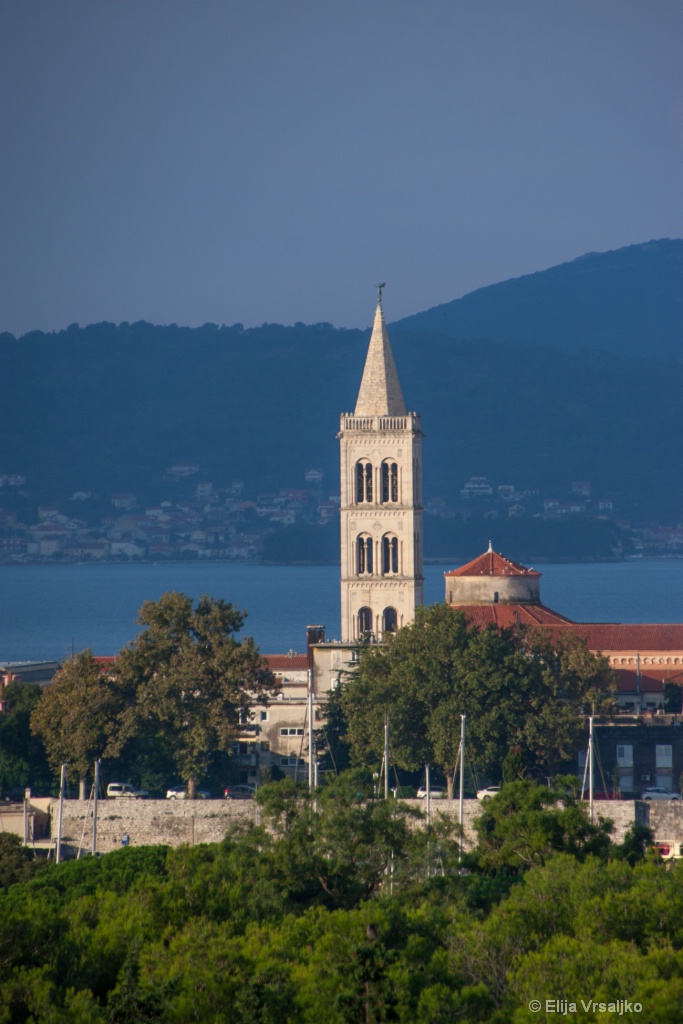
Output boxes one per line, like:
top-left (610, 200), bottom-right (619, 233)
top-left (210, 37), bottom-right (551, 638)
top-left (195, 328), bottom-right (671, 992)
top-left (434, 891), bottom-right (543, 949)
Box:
top-left (445, 544), bottom-right (683, 711)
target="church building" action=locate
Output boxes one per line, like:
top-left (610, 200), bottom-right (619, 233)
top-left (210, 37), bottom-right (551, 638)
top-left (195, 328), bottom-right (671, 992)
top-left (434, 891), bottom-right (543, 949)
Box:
top-left (445, 542), bottom-right (683, 714)
top-left (338, 290), bottom-right (424, 641)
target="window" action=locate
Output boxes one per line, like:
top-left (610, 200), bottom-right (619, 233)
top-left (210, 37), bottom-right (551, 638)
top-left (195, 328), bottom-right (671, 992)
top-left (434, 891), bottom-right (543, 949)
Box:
top-left (356, 534), bottom-right (373, 574)
top-left (383, 607), bottom-right (398, 634)
top-left (616, 745), bottom-right (633, 767)
top-left (259, 710), bottom-right (269, 722)
top-left (358, 607), bottom-right (373, 636)
top-left (381, 534), bottom-right (399, 574)
top-left (381, 461), bottom-right (399, 503)
top-left (279, 727), bottom-right (304, 736)
top-left (355, 460), bottom-right (373, 502)
top-left (260, 741), bottom-right (270, 751)
top-left (656, 745), bottom-right (672, 768)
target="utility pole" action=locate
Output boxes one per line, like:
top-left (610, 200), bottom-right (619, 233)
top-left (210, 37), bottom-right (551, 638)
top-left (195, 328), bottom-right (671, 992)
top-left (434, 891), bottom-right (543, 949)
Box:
top-left (23, 788), bottom-right (31, 848)
top-left (589, 714), bottom-right (594, 823)
top-left (425, 763), bottom-right (431, 826)
top-left (459, 715), bottom-right (466, 860)
top-left (56, 763), bottom-right (66, 864)
top-left (308, 668), bottom-right (314, 791)
top-left (92, 759), bottom-right (101, 856)
top-left (384, 715), bottom-right (390, 799)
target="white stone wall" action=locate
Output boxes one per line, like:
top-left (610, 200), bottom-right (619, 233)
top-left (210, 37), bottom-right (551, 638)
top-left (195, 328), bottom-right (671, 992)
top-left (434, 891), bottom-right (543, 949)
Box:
top-left (50, 797), bottom-right (642, 857)
top-left (637, 800), bottom-right (683, 839)
top-left (404, 798), bottom-right (638, 848)
top-left (446, 574), bottom-right (541, 605)
top-left (339, 417), bottom-right (424, 642)
top-left (52, 799), bottom-right (260, 855)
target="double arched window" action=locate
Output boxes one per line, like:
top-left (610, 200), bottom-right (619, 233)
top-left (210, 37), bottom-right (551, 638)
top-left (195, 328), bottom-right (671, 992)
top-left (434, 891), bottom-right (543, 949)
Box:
top-left (381, 534), bottom-right (399, 575)
top-left (356, 534), bottom-right (374, 574)
top-left (355, 460), bottom-right (373, 503)
top-left (358, 607), bottom-right (373, 637)
top-left (382, 607), bottom-right (398, 634)
top-left (381, 460), bottom-right (399, 503)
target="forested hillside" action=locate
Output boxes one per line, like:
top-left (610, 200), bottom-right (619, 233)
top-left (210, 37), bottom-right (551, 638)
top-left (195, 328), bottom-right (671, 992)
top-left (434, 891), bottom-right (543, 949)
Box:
top-left (2, 321), bottom-right (683, 521)
top-left (395, 239), bottom-right (683, 359)
top-left (2, 240), bottom-right (683, 533)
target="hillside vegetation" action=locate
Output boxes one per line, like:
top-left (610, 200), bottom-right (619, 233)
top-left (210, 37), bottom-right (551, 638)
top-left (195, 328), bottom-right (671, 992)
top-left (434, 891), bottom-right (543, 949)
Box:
top-left (395, 238), bottom-right (683, 359)
top-left (2, 240), bottom-right (682, 526)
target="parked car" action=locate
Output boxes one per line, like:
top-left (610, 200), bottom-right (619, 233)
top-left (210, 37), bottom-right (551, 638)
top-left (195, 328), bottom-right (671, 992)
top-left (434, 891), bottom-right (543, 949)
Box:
top-left (641, 787), bottom-right (682, 801)
top-left (165, 786), bottom-right (210, 800)
top-left (416, 786), bottom-right (446, 799)
top-left (476, 785), bottom-right (501, 801)
top-left (224, 784), bottom-right (256, 800)
top-left (106, 782), bottom-right (149, 799)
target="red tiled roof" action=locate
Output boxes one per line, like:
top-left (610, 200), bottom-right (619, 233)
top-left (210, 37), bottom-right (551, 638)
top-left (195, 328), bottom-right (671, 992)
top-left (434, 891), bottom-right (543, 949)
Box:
top-left (615, 668), bottom-right (683, 694)
top-left (459, 609), bottom-right (683, 654)
top-left (265, 654), bottom-right (309, 671)
top-left (445, 547), bottom-right (540, 579)
top-left (540, 624), bottom-right (683, 652)
top-left (458, 603), bottom-right (574, 627)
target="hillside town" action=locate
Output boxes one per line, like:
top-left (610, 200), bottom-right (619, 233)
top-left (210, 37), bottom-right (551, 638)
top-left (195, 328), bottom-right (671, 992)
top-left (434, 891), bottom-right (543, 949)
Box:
top-left (2, 465), bottom-right (682, 564)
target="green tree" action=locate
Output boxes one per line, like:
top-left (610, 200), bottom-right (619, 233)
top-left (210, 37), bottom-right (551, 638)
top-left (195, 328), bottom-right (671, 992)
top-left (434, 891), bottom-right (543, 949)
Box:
top-left (519, 629), bottom-right (615, 774)
top-left (31, 650), bottom-right (131, 797)
top-left (471, 779), bottom-right (613, 874)
top-left (0, 681), bottom-right (52, 794)
top-left (337, 605), bottom-right (614, 788)
top-left (116, 593), bottom-right (276, 797)
top-left (0, 833), bottom-right (37, 889)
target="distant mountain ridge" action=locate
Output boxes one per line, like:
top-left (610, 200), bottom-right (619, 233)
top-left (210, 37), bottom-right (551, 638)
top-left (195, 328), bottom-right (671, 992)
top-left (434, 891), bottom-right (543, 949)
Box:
top-left (2, 240), bottom-right (683, 530)
top-left (393, 239), bottom-right (683, 359)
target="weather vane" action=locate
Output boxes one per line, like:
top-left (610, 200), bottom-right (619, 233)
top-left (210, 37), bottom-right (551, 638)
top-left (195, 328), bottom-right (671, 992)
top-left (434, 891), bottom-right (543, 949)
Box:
top-left (376, 282), bottom-right (386, 305)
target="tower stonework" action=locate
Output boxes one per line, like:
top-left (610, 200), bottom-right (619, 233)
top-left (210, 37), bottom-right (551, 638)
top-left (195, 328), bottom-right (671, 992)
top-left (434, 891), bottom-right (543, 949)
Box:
top-left (338, 297), bottom-right (424, 641)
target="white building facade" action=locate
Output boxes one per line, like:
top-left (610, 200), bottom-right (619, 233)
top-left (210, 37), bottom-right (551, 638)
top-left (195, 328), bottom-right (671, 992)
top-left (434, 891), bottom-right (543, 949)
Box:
top-left (338, 295), bottom-right (424, 641)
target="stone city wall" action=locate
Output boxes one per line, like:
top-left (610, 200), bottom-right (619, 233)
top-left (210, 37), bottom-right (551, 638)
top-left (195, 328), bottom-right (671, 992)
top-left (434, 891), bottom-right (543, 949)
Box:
top-left (403, 798), bottom-right (639, 848)
top-left (50, 797), bottom-right (645, 856)
top-left (51, 799), bottom-right (261, 855)
top-left (636, 800), bottom-right (683, 839)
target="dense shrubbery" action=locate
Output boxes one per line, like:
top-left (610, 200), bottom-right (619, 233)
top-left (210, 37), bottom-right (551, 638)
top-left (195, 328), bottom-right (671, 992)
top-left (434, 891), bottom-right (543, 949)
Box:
top-left (1, 775), bottom-right (680, 1023)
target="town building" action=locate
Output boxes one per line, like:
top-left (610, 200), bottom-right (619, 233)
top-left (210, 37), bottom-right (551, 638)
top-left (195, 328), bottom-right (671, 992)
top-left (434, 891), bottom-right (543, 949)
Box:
top-left (444, 541), bottom-right (683, 795)
top-left (444, 541), bottom-right (683, 713)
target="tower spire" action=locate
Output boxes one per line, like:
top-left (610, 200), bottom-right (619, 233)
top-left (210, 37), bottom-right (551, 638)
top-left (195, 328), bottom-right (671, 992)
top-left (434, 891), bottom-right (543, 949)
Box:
top-left (353, 287), bottom-right (406, 417)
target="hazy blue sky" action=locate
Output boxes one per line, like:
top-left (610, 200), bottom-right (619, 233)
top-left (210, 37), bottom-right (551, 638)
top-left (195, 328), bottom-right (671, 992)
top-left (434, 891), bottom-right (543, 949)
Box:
top-left (1, 1), bottom-right (682, 335)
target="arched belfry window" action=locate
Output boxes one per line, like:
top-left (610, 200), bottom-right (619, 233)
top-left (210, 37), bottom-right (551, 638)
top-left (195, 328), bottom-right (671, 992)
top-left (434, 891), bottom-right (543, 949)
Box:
top-left (356, 534), bottom-right (374, 575)
top-left (381, 534), bottom-right (399, 575)
top-left (383, 607), bottom-right (398, 634)
top-left (358, 607), bottom-right (373, 637)
top-left (381, 461), bottom-right (399, 504)
top-left (355, 460), bottom-right (373, 503)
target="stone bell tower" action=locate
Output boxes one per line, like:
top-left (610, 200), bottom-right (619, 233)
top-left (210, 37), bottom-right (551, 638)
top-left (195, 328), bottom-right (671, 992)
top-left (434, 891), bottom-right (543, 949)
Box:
top-left (338, 288), bottom-right (424, 641)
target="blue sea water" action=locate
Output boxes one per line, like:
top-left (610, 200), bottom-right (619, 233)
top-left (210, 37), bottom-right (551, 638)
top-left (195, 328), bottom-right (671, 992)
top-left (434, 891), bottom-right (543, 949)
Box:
top-left (2, 559), bottom-right (683, 662)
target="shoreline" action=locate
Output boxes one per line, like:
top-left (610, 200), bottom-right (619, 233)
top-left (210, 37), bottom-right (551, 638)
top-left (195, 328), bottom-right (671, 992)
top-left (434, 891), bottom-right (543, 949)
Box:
top-left (2, 554), bottom-right (681, 569)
